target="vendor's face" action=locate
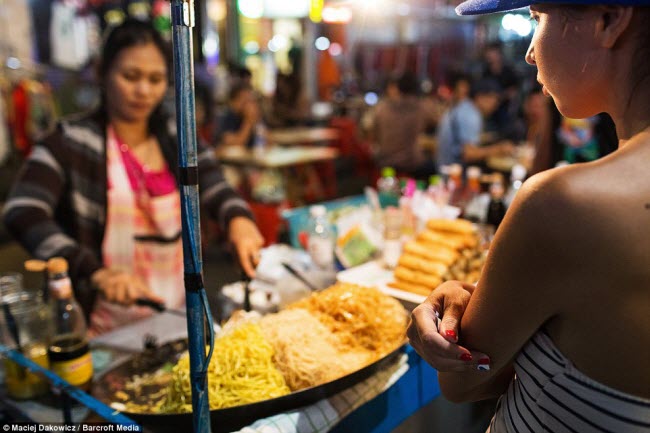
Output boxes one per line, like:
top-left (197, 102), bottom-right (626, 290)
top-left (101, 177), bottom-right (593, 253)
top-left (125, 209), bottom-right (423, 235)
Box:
top-left (105, 43), bottom-right (168, 123)
top-left (526, 5), bottom-right (605, 119)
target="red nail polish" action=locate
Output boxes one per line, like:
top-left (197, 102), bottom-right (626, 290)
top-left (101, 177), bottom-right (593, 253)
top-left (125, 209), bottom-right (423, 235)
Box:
top-left (460, 353), bottom-right (472, 361)
top-left (445, 330), bottom-right (457, 340)
top-left (478, 357), bottom-right (490, 364)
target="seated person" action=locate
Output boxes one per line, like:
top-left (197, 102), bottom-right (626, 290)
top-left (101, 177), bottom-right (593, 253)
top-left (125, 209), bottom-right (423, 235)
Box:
top-left (436, 75), bottom-right (515, 171)
top-left (215, 83), bottom-right (261, 150)
top-left (269, 72), bottom-right (309, 128)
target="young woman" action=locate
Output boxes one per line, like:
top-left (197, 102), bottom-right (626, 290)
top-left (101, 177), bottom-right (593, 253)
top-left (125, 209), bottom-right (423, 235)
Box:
top-left (408, 2), bottom-right (650, 431)
top-left (3, 20), bottom-right (263, 335)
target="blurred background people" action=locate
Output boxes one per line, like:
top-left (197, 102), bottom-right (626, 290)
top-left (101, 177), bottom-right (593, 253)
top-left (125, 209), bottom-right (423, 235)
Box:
top-left (480, 41), bottom-right (522, 136)
top-left (526, 85), bottom-right (618, 174)
top-left (269, 72), bottom-right (309, 128)
top-left (369, 73), bottom-right (434, 179)
top-left (436, 74), bottom-right (515, 171)
top-left (215, 83), bottom-right (262, 150)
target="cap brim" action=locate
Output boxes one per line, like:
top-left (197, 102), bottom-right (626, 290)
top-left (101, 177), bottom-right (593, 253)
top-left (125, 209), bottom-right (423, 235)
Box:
top-left (455, 0), bottom-right (533, 15)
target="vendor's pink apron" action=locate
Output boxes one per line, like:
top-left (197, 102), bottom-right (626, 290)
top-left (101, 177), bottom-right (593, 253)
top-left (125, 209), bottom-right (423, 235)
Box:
top-left (89, 128), bottom-right (184, 336)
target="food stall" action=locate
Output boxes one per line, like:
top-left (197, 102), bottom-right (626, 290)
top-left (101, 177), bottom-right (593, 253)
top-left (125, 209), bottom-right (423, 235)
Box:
top-left (0, 0), bottom-right (515, 430)
top-left (0, 156), bottom-right (513, 433)
top-left (0, 145), bottom-right (511, 433)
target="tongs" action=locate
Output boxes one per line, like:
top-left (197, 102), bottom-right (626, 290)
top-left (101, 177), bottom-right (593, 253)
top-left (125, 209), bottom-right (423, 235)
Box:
top-left (281, 262), bottom-right (320, 291)
top-left (241, 272), bottom-right (252, 312)
top-left (135, 298), bottom-right (186, 317)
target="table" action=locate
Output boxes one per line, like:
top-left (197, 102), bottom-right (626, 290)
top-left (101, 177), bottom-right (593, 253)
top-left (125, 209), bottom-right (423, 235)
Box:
top-left (486, 142), bottom-right (535, 173)
top-left (217, 146), bottom-right (340, 243)
top-left (217, 146), bottom-right (338, 169)
top-left (268, 127), bottom-right (340, 147)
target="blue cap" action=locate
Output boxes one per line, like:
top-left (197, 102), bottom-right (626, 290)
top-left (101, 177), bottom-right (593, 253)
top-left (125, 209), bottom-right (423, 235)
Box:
top-left (456, 0), bottom-right (650, 16)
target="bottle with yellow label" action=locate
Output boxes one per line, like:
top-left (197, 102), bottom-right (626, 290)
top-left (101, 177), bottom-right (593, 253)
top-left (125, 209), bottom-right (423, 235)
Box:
top-left (46, 257), bottom-right (93, 391)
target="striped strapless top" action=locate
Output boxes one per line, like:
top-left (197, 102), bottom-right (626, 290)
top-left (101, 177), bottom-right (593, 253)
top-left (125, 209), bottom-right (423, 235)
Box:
top-left (488, 331), bottom-right (650, 433)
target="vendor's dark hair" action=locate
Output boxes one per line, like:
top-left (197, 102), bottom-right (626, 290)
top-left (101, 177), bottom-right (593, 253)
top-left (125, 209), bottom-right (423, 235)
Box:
top-left (96, 19), bottom-right (172, 135)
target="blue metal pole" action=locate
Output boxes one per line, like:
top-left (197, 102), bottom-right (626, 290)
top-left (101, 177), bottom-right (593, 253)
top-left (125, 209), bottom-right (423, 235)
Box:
top-left (170, 1), bottom-right (212, 433)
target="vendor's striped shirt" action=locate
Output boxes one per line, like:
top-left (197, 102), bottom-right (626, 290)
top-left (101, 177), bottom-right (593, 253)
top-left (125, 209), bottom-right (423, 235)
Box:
top-left (488, 331), bottom-right (650, 433)
top-left (2, 110), bottom-right (252, 312)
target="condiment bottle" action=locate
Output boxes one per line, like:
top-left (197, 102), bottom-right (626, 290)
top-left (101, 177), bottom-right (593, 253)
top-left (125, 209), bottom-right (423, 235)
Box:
top-left (486, 179), bottom-right (507, 231)
top-left (377, 167), bottom-right (400, 208)
top-left (447, 163), bottom-right (464, 208)
top-left (462, 166), bottom-right (484, 221)
top-left (46, 257), bottom-right (93, 391)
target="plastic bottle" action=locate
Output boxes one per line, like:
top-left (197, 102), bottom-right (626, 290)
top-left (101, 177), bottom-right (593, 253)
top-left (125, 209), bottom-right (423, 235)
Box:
top-left (306, 205), bottom-right (335, 271)
top-left (504, 164), bottom-right (527, 208)
top-left (463, 166), bottom-right (486, 222)
top-left (382, 207), bottom-right (402, 269)
top-left (486, 180), bottom-right (507, 231)
top-left (376, 167), bottom-right (400, 208)
top-left (427, 175), bottom-right (448, 206)
top-left (46, 257), bottom-right (93, 391)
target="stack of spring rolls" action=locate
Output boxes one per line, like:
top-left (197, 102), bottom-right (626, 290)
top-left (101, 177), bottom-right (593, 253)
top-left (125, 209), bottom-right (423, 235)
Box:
top-left (389, 219), bottom-right (487, 296)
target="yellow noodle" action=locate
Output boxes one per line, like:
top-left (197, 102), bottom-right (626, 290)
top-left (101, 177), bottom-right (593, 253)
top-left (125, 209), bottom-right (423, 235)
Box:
top-left (157, 323), bottom-right (290, 413)
top-left (118, 284), bottom-right (406, 414)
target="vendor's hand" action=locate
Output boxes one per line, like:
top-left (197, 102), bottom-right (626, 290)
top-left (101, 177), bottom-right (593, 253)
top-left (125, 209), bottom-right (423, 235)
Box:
top-left (91, 268), bottom-right (164, 306)
top-left (407, 280), bottom-right (491, 372)
top-left (228, 216), bottom-right (264, 278)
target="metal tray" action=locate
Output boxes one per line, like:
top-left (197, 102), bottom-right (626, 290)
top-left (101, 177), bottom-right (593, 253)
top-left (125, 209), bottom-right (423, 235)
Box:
top-left (93, 339), bottom-right (405, 433)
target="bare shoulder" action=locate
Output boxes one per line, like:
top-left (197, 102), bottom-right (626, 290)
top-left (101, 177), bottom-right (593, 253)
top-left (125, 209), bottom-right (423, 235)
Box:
top-left (507, 166), bottom-right (592, 240)
top-left (513, 156), bottom-right (648, 269)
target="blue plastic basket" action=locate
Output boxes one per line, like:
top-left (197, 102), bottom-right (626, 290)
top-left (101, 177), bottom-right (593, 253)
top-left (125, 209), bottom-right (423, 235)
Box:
top-left (281, 195), bottom-right (368, 249)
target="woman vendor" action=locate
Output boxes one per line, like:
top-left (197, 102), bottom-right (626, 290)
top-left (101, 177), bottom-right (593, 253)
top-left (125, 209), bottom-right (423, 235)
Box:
top-left (2, 20), bottom-right (263, 335)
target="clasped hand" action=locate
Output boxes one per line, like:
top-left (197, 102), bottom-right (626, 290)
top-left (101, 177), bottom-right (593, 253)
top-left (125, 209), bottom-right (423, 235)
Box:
top-left (407, 280), bottom-right (491, 372)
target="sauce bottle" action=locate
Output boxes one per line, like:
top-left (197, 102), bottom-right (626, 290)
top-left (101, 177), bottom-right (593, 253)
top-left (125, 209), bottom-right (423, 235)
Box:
top-left (46, 257), bottom-right (93, 391)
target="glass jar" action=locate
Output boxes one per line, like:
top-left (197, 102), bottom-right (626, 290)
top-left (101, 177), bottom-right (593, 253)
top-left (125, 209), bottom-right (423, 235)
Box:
top-left (1, 290), bottom-right (52, 399)
top-left (0, 272), bottom-right (24, 299)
